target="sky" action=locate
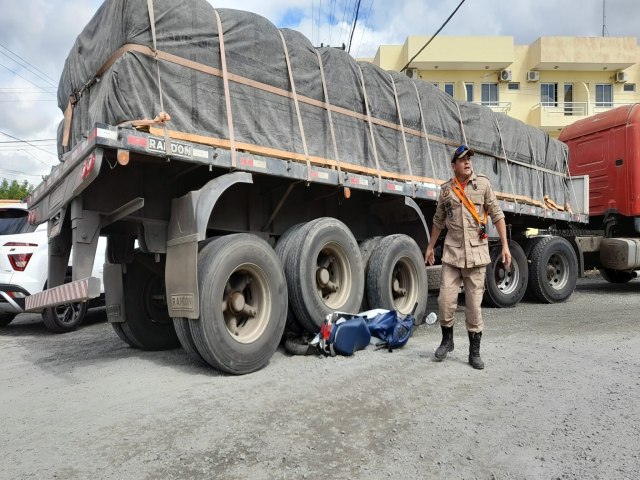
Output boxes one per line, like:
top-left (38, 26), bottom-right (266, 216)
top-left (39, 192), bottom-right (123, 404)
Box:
top-left (0, 0), bottom-right (638, 187)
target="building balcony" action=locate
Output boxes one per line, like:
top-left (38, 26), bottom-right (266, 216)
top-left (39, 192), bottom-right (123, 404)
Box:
top-left (404, 36), bottom-right (515, 71)
top-left (531, 102), bottom-right (635, 132)
top-left (528, 37), bottom-right (637, 71)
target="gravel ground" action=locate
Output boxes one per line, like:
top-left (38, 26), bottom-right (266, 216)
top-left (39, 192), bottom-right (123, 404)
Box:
top-left (1, 275), bottom-right (639, 480)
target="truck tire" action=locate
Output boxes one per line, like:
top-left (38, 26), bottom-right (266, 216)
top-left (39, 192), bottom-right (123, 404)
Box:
top-left (190, 234), bottom-right (287, 374)
top-left (275, 223), bottom-right (306, 335)
top-left (524, 236), bottom-right (546, 258)
top-left (483, 240), bottom-right (528, 308)
top-left (527, 236), bottom-right (578, 303)
top-left (599, 268), bottom-right (635, 284)
top-left (285, 217), bottom-right (364, 334)
top-left (173, 318), bottom-right (208, 365)
top-left (0, 313), bottom-right (16, 327)
top-left (120, 254), bottom-right (180, 351)
top-left (365, 234), bottom-right (428, 321)
top-left (111, 322), bottom-right (139, 348)
top-left (358, 236), bottom-right (383, 311)
top-left (42, 302), bottom-right (88, 333)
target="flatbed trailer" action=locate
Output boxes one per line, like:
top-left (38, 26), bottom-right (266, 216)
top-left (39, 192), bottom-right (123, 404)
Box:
top-left (25, 123), bottom-right (588, 373)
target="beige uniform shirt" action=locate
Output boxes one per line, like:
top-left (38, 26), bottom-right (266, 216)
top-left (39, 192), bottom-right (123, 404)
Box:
top-left (433, 173), bottom-right (505, 268)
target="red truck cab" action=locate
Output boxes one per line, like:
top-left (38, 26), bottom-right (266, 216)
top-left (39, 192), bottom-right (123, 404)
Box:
top-left (560, 103), bottom-right (640, 220)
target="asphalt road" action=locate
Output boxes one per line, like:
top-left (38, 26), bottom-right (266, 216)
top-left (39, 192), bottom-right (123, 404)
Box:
top-left (1, 275), bottom-right (639, 479)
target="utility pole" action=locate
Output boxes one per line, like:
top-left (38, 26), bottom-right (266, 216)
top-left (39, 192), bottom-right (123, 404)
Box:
top-left (602, 0), bottom-right (608, 37)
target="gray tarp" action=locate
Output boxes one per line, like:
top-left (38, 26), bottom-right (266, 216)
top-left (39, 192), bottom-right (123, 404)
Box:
top-left (58, 0), bottom-right (571, 207)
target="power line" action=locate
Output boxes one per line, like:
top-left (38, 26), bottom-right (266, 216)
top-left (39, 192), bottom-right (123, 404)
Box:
top-left (318, 0), bottom-right (323, 47)
top-left (339, 0), bottom-right (353, 48)
top-left (0, 88), bottom-right (57, 93)
top-left (0, 42), bottom-right (58, 87)
top-left (0, 131), bottom-right (57, 157)
top-left (0, 61), bottom-right (56, 96)
top-left (347, 0), bottom-right (363, 53)
top-left (0, 99), bottom-right (56, 103)
top-left (16, 148), bottom-right (56, 168)
top-left (0, 167), bottom-right (48, 178)
top-left (354, 0), bottom-right (374, 58)
top-left (0, 139), bottom-right (56, 144)
top-left (400, 0), bottom-right (468, 72)
top-left (328, 0), bottom-right (337, 46)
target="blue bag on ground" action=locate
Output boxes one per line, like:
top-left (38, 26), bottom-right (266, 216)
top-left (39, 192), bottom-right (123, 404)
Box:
top-left (366, 311), bottom-right (414, 351)
top-left (328, 317), bottom-right (372, 356)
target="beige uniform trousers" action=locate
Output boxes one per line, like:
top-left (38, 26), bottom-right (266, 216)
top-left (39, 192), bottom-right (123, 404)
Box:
top-left (438, 262), bottom-right (486, 333)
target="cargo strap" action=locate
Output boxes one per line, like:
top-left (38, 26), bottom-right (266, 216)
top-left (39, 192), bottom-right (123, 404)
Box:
top-left (494, 117), bottom-right (517, 204)
top-left (357, 64), bottom-right (382, 193)
top-left (389, 73), bottom-right (415, 197)
top-left (315, 50), bottom-right (342, 184)
top-left (452, 177), bottom-right (487, 228)
top-left (455, 101), bottom-right (468, 147)
top-left (411, 82), bottom-right (437, 180)
top-left (526, 130), bottom-right (547, 210)
top-left (146, 0), bottom-right (170, 157)
top-left (279, 31), bottom-right (311, 182)
top-left (215, 10), bottom-right (237, 169)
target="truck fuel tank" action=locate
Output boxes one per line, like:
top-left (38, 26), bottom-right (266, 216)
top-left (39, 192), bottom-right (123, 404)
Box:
top-left (600, 238), bottom-right (640, 270)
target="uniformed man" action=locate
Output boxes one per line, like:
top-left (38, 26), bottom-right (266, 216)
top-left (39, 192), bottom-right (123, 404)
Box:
top-left (424, 145), bottom-right (511, 369)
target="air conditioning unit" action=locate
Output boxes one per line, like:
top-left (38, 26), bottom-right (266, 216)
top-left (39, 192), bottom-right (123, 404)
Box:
top-left (405, 68), bottom-right (419, 79)
top-left (616, 71), bottom-right (628, 83)
top-left (499, 70), bottom-right (512, 82)
top-left (527, 71), bottom-right (540, 82)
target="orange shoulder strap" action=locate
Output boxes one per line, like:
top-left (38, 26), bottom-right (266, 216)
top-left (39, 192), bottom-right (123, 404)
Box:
top-left (451, 177), bottom-right (487, 226)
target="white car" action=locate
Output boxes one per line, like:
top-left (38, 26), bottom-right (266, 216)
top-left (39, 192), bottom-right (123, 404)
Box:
top-left (0, 201), bottom-right (105, 332)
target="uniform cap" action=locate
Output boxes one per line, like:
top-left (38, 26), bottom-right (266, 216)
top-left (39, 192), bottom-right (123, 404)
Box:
top-left (452, 145), bottom-right (475, 162)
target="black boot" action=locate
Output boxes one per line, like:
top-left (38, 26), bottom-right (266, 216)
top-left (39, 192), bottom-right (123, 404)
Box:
top-left (434, 326), bottom-right (454, 361)
top-left (468, 331), bottom-right (484, 370)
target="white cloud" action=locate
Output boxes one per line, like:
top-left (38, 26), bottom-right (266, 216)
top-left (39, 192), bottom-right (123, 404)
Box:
top-left (1, 0), bottom-right (639, 185)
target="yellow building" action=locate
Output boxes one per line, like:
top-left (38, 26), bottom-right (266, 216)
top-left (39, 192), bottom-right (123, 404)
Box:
top-left (372, 36), bottom-right (640, 138)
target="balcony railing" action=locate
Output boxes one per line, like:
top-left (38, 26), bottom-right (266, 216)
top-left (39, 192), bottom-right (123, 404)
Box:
top-left (532, 101), bottom-right (637, 131)
top-left (473, 101), bottom-right (512, 113)
top-left (539, 102), bottom-right (588, 117)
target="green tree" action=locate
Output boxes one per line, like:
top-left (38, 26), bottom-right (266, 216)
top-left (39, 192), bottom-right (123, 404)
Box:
top-left (0, 178), bottom-right (32, 200)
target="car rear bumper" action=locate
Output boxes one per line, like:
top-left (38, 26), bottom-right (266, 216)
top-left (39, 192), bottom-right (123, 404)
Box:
top-left (0, 284), bottom-right (30, 314)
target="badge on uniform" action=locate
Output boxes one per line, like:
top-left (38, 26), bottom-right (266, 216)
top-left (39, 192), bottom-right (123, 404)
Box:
top-left (444, 201), bottom-right (453, 218)
top-left (478, 224), bottom-right (488, 239)
top-left (443, 188), bottom-right (450, 198)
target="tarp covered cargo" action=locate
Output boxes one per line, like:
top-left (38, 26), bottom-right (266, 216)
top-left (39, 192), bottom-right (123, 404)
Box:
top-left (58, 0), bottom-right (573, 209)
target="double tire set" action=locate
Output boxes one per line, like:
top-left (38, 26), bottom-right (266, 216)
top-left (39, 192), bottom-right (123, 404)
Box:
top-left (483, 236), bottom-right (579, 308)
top-left (111, 217), bottom-right (428, 375)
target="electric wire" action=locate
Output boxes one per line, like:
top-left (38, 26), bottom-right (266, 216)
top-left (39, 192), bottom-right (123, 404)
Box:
top-left (0, 50), bottom-right (57, 88)
top-left (0, 42), bottom-right (57, 86)
top-left (0, 61), bottom-right (56, 96)
top-left (347, 0), bottom-right (363, 53)
top-left (312, 0), bottom-right (315, 46)
top-left (399, 0), bottom-right (467, 72)
top-left (318, 0), bottom-right (322, 47)
top-left (354, 0), bottom-right (374, 58)
top-left (339, 0), bottom-right (354, 48)
top-left (328, 0), bottom-right (337, 46)
top-left (0, 131), bottom-right (57, 157)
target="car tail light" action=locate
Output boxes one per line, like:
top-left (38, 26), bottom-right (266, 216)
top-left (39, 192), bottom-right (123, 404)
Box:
top-left (4, 242), bottom-right (37, 272)
top-left (6, 291), bottom-right (26, 299)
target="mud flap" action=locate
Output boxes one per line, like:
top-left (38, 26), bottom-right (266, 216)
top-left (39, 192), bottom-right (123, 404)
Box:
top-left (104, 263), bottom-right (125, 323)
